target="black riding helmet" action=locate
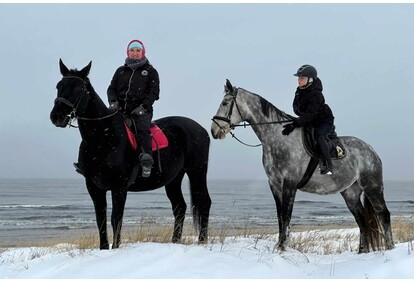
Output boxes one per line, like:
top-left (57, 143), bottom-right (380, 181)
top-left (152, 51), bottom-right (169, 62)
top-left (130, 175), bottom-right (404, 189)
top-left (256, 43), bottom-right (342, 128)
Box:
top-left (293, 64), bottom-right (317, 78)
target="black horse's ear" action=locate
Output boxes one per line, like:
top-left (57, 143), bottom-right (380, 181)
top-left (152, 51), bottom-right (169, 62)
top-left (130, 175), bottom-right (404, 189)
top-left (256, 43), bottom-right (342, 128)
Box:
top-left (80, 61), bottom-right (92, 78)
top-left (225, 79), bottom-right (233, 93)
top-left (59, 58), bottom-right (69, 76)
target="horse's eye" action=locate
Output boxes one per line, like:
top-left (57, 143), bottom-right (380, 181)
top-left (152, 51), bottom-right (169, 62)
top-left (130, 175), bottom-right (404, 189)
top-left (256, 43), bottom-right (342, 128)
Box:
top-left (222, 101), bottom-right (228, 107)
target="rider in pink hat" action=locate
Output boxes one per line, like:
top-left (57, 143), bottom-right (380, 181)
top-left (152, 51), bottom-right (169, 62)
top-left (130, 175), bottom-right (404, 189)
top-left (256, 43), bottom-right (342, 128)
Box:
top-left (107, 39), bottom-right (160, 179)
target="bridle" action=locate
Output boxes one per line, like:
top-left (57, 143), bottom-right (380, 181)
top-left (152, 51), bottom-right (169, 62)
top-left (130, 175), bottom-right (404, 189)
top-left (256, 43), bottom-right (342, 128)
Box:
top-left (212, 87), bottom-right (243, 127)
top-left (212, 87), bottom-right (263, 147)
top-left (211, 86), bottom-right (294, 147)
top-left (54, 76), bottom-right (117, 127)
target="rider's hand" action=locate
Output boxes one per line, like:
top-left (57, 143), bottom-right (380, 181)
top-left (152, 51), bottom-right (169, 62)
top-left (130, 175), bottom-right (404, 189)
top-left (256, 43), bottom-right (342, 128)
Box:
top-left (108, 101), bottom-right (120, 112)
top-left (131, 104), bottom-right (146, 116)
top-left (282, 123), bottom-right (296, 135)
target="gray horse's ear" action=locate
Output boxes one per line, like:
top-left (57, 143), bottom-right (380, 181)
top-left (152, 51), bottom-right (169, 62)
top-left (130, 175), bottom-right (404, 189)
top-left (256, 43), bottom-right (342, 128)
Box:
top-left (225, 79), bottom-right (233, 93)
top-left (80, 61), bottom-right (92, 78)
top-left (59, 58), bottom-right (69, 76)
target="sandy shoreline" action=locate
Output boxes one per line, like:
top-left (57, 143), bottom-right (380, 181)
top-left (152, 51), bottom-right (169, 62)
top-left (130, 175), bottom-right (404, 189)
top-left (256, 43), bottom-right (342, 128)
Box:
top-left (4, 218), bottom-right (412, 248)
top-left (1, 222), bottom-right (357, 248)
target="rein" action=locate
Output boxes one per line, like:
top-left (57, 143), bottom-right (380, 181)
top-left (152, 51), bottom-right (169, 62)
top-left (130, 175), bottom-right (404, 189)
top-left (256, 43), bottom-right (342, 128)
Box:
top-left (212, 87), bottom-right (294, 147)
top-left (76, 111), bottom-right (118, 121)
top-left (65, 111), bottom-right (119, 128)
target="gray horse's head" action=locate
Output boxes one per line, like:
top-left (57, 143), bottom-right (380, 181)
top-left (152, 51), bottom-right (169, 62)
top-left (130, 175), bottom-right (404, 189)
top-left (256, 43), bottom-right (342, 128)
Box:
top-left (211, 79), bottom-right (245, 139)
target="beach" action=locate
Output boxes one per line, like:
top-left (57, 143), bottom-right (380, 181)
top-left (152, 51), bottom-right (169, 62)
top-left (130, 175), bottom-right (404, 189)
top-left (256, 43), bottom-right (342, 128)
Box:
top-left (1, 178), bottom-right (413, 247)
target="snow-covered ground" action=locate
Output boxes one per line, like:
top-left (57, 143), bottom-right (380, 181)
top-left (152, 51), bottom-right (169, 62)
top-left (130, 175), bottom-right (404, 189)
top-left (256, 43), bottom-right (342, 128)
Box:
top-left (1, 228), bottom-right (413, 279)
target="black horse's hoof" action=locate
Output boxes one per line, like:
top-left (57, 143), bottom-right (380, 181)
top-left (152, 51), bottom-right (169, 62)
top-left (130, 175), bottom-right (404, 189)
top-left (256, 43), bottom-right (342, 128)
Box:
top-left (172, 239), bottom-right (181, 244)
top-left (100, 243), bottom-right (110, 250)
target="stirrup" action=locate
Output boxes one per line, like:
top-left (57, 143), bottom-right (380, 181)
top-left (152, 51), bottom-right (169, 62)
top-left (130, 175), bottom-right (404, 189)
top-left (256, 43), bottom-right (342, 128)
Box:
top-left (139, 153), bottom-right (154, 178)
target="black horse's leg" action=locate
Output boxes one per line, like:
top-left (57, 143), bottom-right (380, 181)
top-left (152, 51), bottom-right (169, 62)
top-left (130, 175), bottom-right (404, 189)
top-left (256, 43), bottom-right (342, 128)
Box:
top-left (186, 167), bottom-right (211, 244)
top-left (86, 180), bottom-right (109, 250)
top-left (340, 183), bottom-right (369, 253)
top-left (110, 188), bottom-right (128, 249)
top-left (165, 170), bottom-right (187, 244)
top-left (270, 181), bottom-right (297, 251)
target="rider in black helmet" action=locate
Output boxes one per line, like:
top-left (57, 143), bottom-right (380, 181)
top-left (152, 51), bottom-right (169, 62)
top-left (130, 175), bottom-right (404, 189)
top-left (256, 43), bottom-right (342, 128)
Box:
top-left (282, 64), bottom-right (335, 175)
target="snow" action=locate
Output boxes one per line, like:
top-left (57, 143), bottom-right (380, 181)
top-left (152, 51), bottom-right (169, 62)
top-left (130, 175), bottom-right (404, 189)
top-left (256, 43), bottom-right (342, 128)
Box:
top-left (1, 228), bottom-right (413, 279)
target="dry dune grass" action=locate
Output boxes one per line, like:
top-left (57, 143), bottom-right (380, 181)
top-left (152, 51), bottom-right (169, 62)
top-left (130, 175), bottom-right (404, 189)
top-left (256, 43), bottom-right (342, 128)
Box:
top-left (3, 216), bottom-right (412, 256)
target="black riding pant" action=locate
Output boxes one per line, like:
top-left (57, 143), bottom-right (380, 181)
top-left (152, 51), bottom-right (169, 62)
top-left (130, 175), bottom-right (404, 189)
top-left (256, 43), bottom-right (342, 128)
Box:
top-left (314, 123), bottom-right (335, 167)
top-left (130, 112), bottom-right (153, 156)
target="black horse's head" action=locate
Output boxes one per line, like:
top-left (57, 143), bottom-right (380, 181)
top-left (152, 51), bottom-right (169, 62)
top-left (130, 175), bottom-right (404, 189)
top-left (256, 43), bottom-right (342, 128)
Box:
top-left (50, 59), bottom-right (92, 127)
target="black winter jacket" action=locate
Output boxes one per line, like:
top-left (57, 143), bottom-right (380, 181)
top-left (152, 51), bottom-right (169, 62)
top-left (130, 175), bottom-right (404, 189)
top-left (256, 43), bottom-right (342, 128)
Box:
top-left (292, 77), bottom-right (334, 127)
top-left (107, 61), bottom-right (160, 114)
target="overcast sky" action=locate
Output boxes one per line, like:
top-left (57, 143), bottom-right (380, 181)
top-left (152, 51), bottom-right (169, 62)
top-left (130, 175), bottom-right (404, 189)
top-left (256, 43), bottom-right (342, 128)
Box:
top-left (0, 3), bottom-right (412, 181)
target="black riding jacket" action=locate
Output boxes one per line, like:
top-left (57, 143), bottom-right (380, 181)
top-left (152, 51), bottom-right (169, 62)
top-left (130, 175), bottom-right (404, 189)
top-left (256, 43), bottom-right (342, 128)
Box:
top-left (107, 61), bottom-right (160, 114)
top-left (292, 77), bottom-right (334, 127)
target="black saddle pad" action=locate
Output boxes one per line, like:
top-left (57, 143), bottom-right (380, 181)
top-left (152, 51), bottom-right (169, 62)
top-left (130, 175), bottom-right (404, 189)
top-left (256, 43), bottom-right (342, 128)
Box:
top-left (302, 125), bottom-right (346, 160)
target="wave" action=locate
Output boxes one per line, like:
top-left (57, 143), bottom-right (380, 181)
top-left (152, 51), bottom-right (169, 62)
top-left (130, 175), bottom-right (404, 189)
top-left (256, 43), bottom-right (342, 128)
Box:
top-left (0, 204), bottom-right (70, 209)
top-left (295, 200), bottom-right (332, 204)
top-left (387, 200), bottom-right (414, 204)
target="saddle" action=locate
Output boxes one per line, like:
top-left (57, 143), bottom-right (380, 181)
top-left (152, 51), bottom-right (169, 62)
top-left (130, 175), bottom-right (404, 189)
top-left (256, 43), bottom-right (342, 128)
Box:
top-left (124, 119), bottom-right (169, 152)
top-left (74, 119), bottom-right (169, 180)
top-left (296, 125), bottom-right (346, 189)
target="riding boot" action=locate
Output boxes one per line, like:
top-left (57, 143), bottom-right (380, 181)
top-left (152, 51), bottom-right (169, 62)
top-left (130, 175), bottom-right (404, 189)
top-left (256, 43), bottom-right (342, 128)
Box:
top-left (317, 135), bottom-right (333, 175)
top-left (128, 113), bottom-right (153, 186)
top-left (139, 152), bottom-right (154, 178)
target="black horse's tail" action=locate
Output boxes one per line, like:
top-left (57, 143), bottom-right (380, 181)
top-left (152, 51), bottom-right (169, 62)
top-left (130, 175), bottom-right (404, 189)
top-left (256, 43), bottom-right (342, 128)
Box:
top-left (363, 194), bottom-right (385, 251)
top-left (188, 179), bottom-right (211, 244)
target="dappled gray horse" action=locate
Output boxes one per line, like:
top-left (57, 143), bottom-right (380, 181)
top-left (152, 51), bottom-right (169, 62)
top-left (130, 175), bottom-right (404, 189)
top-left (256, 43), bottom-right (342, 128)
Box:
top-left (211, 79), bottom-right (394, 253)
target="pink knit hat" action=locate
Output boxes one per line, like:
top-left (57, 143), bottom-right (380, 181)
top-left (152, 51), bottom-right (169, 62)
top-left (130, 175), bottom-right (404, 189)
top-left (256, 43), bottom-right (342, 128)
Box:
top-left (126, 39), bottom-right (146, 57)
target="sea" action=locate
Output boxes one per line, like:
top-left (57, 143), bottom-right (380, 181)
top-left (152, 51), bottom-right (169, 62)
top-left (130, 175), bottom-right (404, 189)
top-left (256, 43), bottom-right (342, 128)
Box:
top-left (0, 178), bottom-right (413, 247)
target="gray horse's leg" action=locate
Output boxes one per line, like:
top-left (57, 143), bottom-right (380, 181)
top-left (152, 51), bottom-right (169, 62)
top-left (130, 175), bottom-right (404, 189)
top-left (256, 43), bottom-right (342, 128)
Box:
top-left (269, 180), bottom-right (297, 251)
top-left (360, 181), bottom-right (394, 250)
top-left (340, 183), bottom-right (370, 253)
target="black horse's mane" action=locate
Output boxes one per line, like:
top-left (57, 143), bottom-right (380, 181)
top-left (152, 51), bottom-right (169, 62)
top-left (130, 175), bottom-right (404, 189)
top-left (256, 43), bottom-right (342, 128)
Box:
top-left (239, 87), bottom-right (295, 121)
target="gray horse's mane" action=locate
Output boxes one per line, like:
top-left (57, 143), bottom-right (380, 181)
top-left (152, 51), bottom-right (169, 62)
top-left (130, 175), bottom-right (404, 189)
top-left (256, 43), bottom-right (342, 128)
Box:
top-left (239, 87), bottom-right (295, 121)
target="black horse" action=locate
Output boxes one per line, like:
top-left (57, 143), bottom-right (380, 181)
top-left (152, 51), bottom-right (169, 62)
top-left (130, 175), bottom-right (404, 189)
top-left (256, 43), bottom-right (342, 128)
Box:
top-left (50, 59), bottom-right (211, 249)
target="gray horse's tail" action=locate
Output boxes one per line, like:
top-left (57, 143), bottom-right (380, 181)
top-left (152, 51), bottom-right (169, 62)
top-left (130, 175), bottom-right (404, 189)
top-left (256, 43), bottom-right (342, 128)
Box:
top-left (363, 194), bottom-right (385, 251)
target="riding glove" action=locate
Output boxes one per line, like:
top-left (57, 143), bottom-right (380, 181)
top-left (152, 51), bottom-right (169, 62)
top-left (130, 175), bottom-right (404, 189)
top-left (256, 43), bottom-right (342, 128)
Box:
top-left (131, 104), bottom-right (146, 116)
top-left (282, 123), bottom-right (296, 135)
top-left (108, 101), bottom-right (119, 112)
